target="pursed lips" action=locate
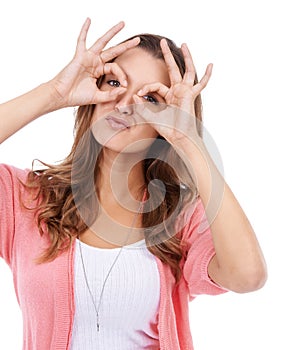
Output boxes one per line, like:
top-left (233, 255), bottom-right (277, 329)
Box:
top-left (105, 116), bottom-right (131, 130)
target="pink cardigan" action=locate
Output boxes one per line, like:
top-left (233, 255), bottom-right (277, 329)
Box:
top-left (0, 164), bottom-right (227, 350)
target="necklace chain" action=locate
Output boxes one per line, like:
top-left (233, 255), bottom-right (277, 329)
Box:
top-left (78, 199), bottom-right (144, 332)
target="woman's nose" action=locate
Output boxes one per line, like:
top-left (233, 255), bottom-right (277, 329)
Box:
top-left (115, 92), bottom-right (135, 115)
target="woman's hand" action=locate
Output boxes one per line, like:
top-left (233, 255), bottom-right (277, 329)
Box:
top-left (134, 39), bottom-right (212, 146)
top-left (50, 18), bottom-right (139, 108)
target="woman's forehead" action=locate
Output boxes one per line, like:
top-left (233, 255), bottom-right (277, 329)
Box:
top-left (114, 47), bottom-right (170, 86)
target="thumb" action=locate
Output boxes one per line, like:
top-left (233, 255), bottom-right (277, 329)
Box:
top-left (133, 95), bottom-right (167, 123)
top-left (93, 87), bottom-right (126, 104)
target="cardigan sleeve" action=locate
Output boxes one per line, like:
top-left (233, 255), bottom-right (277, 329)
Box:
top-left (0, 164), bottom-right (27, 266)
top-left (179, 198), bottom-right (228, 298)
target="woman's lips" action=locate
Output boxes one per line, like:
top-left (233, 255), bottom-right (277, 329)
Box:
top-left (105, 116), bottom-right (130, 130)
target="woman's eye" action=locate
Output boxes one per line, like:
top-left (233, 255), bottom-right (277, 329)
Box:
top-left (107, 80), bottom-right (121, 87)
top-left (143, 95), bottom-right (159, 105)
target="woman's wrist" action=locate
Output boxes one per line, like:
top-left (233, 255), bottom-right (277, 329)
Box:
top-left (42, 80), bottom-right (69, 112)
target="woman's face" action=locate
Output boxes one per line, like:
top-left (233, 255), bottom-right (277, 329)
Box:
top-left (91, 47), bottom-right (170, 154)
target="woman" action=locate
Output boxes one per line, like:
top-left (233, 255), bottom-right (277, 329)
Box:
top-left (0, 18), bottom-right (267, 349)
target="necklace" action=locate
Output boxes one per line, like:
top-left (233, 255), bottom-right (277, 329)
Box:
top-left (78, 199), bottom-right (144, 332)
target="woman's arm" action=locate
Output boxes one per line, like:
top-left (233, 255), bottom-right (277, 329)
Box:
top-left (0, 18), bottom-right (138, 144)
top-left (176, 137), bottom-right (267, 293)
top-left (136, 39), bottom-right (267, 293)
top-left (0, 83), bottom-right (59, 144)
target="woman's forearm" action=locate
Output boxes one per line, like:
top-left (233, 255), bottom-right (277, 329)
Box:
top-left (0, 81), bottom-right (60, 144)
top-left (177, 138), bottom-right (267, 293)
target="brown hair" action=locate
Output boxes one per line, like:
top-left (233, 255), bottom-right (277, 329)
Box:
top-left (24, 34), bottom-right (203, 282)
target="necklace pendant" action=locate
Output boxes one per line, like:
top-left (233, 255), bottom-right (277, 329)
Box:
top-left (97, 322), bottom-right (100, 332)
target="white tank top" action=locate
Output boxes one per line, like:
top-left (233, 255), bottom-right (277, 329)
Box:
top-left (70, 238), bottom-right (160, 349)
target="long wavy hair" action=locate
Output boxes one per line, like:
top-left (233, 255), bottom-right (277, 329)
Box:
top-left (23, 33), bottom-right (203, 282)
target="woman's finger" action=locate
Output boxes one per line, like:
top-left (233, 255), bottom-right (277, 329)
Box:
top-left (100, 37), bottom-right (140, 62)
top-left (181, 43), bottom-right (196, 86)
top-left (160, 39), bottom-right (182, 85)
top-left (133, 95), bottom-right (159, 123)
top-left (133, 94), bottom-right (168, 123)
top-left (89, 21), bottom-right (125, 54)
top-left (137, 82), bottom-right (169, 100)
top-left (193, 63), bottom-right (213, 95)
top-left (76, 18), bottom-right (91, 54)
top-left (93, 86), bottom-right (126, 104)
top-left (102, 62), bottom-right (128, 87)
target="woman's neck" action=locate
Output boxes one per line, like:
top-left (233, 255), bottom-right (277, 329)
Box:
top-left (97, 148), bottom-right (147, 211)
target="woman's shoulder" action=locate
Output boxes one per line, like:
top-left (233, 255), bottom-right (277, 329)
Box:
top-left (0, 163), bottom-right (33, 199)
top-left (0, 164), bottom-right (39, 265)
top-left (0, 163), bottom-right (30, 186)
top-left (0, 163), bottom-right (30, 179)
top-left (176, 197), bottom-right (209, 235)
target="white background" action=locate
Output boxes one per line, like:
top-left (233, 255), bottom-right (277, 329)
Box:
top-left (0, 0), bottom-right (296, 349)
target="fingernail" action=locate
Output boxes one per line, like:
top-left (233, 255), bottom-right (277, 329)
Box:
top-left (128, 37), bottom-right (140, 47)
top-left (132, 37), bottom-right (140, 43)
